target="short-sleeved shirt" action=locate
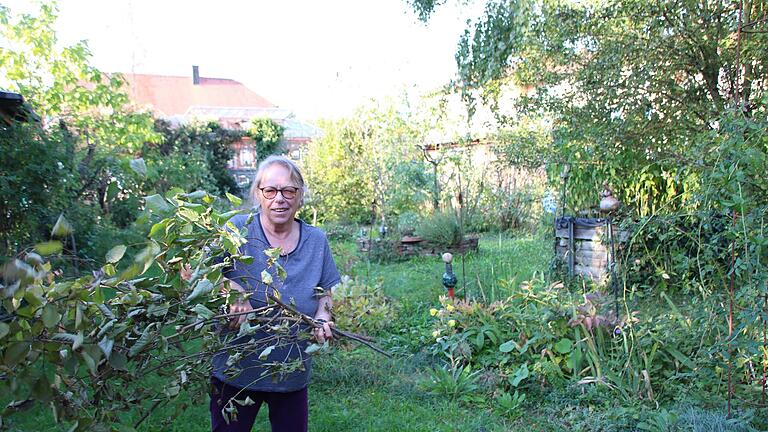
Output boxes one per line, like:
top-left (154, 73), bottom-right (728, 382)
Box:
top-left (211, 213), bottom-right (341, 391)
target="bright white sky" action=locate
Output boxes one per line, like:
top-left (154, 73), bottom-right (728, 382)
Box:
top-left (5, 0), bottom-right (486, 121)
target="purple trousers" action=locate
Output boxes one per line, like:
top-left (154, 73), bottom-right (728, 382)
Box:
top-left (210, 377), bottom-right (308, 432)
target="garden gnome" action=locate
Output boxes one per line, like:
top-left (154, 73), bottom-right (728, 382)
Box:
top-left (599, 183), bottom-right (621, 213)
top-left (442, 253), bottom-right (457, 299)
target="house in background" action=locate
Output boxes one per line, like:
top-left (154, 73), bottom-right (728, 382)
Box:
top-left (0, 91), bottom-right (39, 125)
top-left (121, 66), bottom-right (320, 187)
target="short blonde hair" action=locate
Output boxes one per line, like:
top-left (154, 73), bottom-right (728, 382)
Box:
top-left (248, 155), bottom-right (306, 209)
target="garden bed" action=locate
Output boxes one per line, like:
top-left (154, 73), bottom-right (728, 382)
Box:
top-left (356, 235), bottom-right (479, 257)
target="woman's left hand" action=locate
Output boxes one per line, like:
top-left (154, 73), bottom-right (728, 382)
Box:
top-left (312, 320), bottom-right (334, 344)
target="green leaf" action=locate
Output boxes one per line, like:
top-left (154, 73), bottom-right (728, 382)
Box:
top-left (0, 322), bottom-right (9, 339)
top-left (41, 304), bottom-right (61, 328)
top-left (225, 192), bottom-right (242, 206)
top-left (164, 384), bottom-right (181, 398)
top-left (118, 263), bottom-right (142, 282)
top-left (275, 264), bottom-right (287, 281)
top-left (144, 194), bottom-right (172, 213)
top-left (24, 252), bottom-right (43, 266)
top-left (72, 331), bottom-right (84, 351)
top-left (129, 323), bottom-right (156, 357)
top-left (105, 245), bottom-right (127, 264)
top-left (183, 190), bottom-right (208, 200)
top-left (233, 396), bottom-right (256, 406)
top-left (666, 346), bottom-right (696, 370)
top-left (97, 319), bottom-right (116, 339)
top-left (75, 303), bottom-right (84, 329)
top-left (305, 343), bottom-right (325, 354)
top-left (98, 337), bottom-right (114, 358)
top-left (106, 181), bottom-right (119, 202)
top-left (499, 340), bottom-right (518, 353)
top-left (193, 303), bottom-right (215, 320)
top-left (148, 220), bottom-right (169, 239)
top-left (215, 209), bottom-right (243, 224)
top-left (98, 303), bottom-right (116, 320)
top-left (475, 331), bottom-right (485, 349)
top-left (186, 279), bottom-right (214, 302)
top-left (264, 248), bottom-right (281, 260)
top-left (31, 375), bottom-right (52, 402)
top-left (109, 351), bottom-right (128, 371)
top-left (129, 158), bottom-right (147, 177)
top-left (34, 241), bottom-right (62, 256)
top-left (509, 363), bottom-right (529, 387)
top-left (3, 341), bottom-right (29, 366)
top-left (51, 214), bottom-right (73, 238)
top-left (258, 345), bottom-right (275, 360)
top-left (261, 270), bottom-right (273, 285)
top-left (178, 207), bottom-right (200, 222)
top-left (554, 338), bottom-right (573, 354)
top-left (80, 351), bottom-right (97, 375)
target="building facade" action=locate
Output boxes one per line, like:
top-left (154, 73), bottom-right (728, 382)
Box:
top-left (121, 66), bottom-right (320, 187)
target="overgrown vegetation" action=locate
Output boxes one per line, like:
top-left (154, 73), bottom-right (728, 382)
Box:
top-left (2, 0), bottom-right (768, 430)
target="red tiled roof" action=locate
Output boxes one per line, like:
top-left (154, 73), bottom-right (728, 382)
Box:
top-left (121, 73), bottom-right (275, 117)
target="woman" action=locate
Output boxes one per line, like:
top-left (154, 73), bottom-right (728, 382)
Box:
top-left (210, 155), bottom-right (340, 432)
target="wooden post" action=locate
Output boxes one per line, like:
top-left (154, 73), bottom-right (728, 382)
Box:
top-left (567, 218), bottom-right (575, 277)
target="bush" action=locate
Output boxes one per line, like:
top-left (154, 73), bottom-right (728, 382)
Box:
top-left (416, 211), bottom-right (462, 246)
top-left (396, 211), bottom-right (420, 236)
top-left (321, 222), bottom-right (359, 242)
top-left (333, 275), bottom-right (397, 336)
top-left (465, 189), bottom-right (538, 234)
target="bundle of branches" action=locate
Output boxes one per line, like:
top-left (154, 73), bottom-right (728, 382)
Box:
top-left (0, 191), bottom-right (387, 431)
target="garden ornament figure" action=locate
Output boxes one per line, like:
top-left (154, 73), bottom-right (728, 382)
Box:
top-left (379, 221), bottom-right (387, 237)
top-left (442, 252), bottom-right (457, 299)
top-left (599, 183), bottom-right (621, 213)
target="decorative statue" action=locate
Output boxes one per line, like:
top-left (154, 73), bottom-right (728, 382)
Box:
top-left (599, 183), bottom-right (621, 213)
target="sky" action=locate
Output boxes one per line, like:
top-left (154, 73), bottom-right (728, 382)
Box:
top-left (4, 0), bottom-right (485, 120)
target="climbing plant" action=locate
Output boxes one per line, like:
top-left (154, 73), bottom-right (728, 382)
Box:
top-left (246, 118), bottom-right (285, 163)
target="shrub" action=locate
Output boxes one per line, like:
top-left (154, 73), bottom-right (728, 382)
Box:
top-left (321, 222), bottom-right (359, 242)
top-left (416, 211), bottom-right (462, 246)
top-left (364, 238), bottom-right (406, 263)
top-left (333, 276), bottom-right (397, 336)
top-left (396, 212), bottom-right (420, 236)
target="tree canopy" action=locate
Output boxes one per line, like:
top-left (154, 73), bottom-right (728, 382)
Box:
top-left (412, 0), bottom-right (768, 214)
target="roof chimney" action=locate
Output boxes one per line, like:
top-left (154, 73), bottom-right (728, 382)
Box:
top-left (192, 65), bottom-right (200, 85)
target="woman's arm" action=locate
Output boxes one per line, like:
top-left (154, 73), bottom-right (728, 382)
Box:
top-left (312, 293), bottom-right (334, 343)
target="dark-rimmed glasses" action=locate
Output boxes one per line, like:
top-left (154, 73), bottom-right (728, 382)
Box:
top-left (259, 186), bottom-right (299, 200)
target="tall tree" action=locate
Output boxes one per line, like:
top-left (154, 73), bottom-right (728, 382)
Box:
top-left (301, 101), bottom-right (432, 225)
top-left (0, 2), bottom-right (156, 258)
top-left (411, 0), bottom-right (768, 214)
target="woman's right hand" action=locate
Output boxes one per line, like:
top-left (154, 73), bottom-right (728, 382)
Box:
top-left (229, 297), bottom-right (254, 330)
top-left (224, 280), bottom-right (252, 330)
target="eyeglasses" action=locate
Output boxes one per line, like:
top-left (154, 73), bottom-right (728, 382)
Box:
top-left (259, 186), bottom-right (299, 200)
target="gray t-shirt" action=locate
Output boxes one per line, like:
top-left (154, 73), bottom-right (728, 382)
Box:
top-left (211, 213), bottom-right (341, 391)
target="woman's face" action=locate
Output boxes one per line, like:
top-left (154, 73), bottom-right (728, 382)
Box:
top-left (256, 164), bottom-right (301, 227)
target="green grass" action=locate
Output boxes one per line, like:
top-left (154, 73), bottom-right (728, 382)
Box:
top-left (347, 232), bottom-right (552, 305)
